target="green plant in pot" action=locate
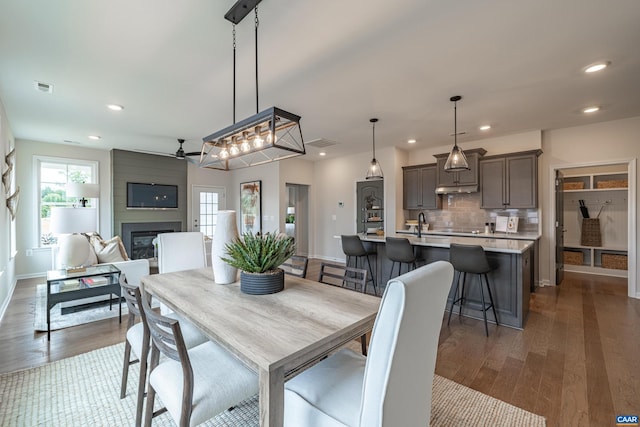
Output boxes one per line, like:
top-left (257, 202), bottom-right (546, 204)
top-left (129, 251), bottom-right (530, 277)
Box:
top-left (221, 231), bottom-right (295, 295)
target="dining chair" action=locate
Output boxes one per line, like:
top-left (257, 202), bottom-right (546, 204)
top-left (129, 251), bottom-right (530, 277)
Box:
top-left (280, 255), bottom-right (309, 278)
top-left (318, 262), bottom-right (368, 293)
top-left (157, 231), bottom-right (207, 314)
top-left (318, 261), bottom-right (370, 355)
top-left (119, 278), bottom-right (208, 427)
top-left (157, 231), bottom-right (207, 274)
top-left (284, 260), bottom-right (454, 426)
top-left (140, 291), bottom-right (258, 427)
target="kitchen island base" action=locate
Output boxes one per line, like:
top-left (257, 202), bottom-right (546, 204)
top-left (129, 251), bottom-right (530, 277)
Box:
top-left (363, 235), bottom-right (532, 329)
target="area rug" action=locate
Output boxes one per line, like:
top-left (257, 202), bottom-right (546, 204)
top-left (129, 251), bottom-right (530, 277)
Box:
top-left (0, 343), bottom-right (545, 426)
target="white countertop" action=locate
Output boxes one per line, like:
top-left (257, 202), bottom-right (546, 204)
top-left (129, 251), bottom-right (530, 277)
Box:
top-left (362, 233), bottom-right (534, 254)
top-left (396, 229), bottom-right (540, 241)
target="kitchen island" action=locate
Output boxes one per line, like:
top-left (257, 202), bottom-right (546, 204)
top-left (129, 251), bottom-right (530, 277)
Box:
top-left (359, 234), bottom-right (534, 329)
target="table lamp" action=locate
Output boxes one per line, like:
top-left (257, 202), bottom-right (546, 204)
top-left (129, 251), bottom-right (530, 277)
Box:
top-left (50, 207), bottom-right (97, 271)
top-left (66, 182), bottom-right (99, 207)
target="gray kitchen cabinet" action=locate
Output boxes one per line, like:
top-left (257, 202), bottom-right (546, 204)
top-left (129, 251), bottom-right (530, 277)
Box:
top-left (480, 150), bottom-right (542, 208)
top-left (434, 148), bottom-right (487, 189)
top-left (403, 164), bottom-right (440, 210)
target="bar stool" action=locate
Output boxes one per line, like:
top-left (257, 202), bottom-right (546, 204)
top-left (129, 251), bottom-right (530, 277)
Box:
top-left (447, 243), bottom-right (499, 336)
top-left (385, 237), bottom-right (422, 282)
top-left (341, 235), bottom-right (378, 295)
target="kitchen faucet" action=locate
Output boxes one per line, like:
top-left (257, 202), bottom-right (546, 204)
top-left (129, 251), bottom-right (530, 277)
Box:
top-left (417, 212), bottom-right (426, 238)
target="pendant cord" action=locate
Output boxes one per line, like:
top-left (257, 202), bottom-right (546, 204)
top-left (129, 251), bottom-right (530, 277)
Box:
top-left (372, 121), bottom-right (376, 159)
top-left (232, 24), bottom-right (236, 124)
top-left (453, 100), bottom-right (457, 148)
top-left (255, 7), bottom-right (259, 114)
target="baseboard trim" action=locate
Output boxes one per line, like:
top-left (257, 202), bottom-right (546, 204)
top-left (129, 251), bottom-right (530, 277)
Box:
top-left (0, 273), bottom-right (17, 324)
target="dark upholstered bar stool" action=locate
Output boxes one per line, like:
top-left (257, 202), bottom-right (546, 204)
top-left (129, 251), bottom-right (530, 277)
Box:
top-left (447, 243), bottom-right (499, 336)
top-left (341, 235), bottom-right (378, 295)
top-left (385, 237), bottom-right (422, 282)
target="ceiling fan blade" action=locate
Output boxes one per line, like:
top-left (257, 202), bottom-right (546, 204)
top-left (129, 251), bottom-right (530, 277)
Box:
top-left (133, 149), bottom-right (174, 158)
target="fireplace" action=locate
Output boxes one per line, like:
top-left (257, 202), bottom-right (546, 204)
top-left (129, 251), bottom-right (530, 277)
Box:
top-left (122, 222), bottom-right (182, 260)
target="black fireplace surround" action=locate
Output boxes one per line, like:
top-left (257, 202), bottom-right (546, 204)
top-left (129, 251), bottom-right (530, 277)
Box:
top-left (122, 222), bottom-right (182, 260)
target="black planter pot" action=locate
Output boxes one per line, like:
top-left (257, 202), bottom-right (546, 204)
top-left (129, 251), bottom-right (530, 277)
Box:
top-left (240, 269), bottom-right (285, 295)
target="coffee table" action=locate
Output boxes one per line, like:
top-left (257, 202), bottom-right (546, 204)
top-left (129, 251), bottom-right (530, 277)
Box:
top-left (46, 264), bottom-right (122, 340)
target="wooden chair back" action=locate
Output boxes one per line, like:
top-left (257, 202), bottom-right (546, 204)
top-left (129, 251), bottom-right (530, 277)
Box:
top-left (281, 255), bottom-right (309, 278)
top-left (318, 262), bottom-right (368, 292)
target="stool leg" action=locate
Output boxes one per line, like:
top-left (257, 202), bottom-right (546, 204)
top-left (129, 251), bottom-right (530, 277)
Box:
top-left (458, 272), bottom-right (466, 319)
top-left (365, 254), bottom-right (377, 295)
top-left (483, 273), bottom-right (499, 326)
top-left (478, 274), bottom-right (489, 336)
top-left (447, 270), bottom-right (461, 326)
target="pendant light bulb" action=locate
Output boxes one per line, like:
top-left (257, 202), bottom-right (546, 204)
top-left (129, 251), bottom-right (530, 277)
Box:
top-left (240, 132), bottom-right (251, 152)
top-left (365, 118), bottom-right (383, 180)
top-left (444, 95), bottom-right (470, 172)
top-left (253, 126), bottom-right (264, 148)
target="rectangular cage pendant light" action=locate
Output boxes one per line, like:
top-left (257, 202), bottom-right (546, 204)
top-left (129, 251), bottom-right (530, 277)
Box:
top-left (199, 107), bottom-right (305, 171)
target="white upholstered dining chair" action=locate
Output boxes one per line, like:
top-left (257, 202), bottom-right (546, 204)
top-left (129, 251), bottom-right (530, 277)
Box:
top-left (284, 260), bottom-right (454, 426)
top-left (157, 231), bottom-right (208, 314)
top-left (157, 231), bottom-right (207, 274)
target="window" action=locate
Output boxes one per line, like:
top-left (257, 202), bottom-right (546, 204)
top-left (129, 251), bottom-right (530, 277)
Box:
top-left (36, 157), bottom-right (98, 247)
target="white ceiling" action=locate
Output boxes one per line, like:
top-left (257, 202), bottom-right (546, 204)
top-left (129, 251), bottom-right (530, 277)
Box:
top-left (1, 0), bottom-right (639, 161)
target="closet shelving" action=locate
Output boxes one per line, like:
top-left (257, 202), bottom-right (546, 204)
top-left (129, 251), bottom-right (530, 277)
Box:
top-left (562, 172), bottom-right (628, 277)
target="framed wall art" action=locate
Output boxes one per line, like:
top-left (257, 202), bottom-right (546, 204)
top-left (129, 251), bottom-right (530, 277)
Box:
top-left (240, 180), bottom-right (262, 235)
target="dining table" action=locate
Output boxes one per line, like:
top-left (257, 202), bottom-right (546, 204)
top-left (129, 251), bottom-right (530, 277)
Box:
top-left (140, 267), bottom-right (381, 427)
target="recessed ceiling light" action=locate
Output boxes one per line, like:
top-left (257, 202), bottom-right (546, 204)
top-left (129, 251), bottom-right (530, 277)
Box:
top-left (583, 106), bottom-right (600, 114)
top-left (319, 152), bottom-right (326, 156)
top-left (107, 104), bottom-right (124, 111)
top-left (407, 139), bottom-right (416, 144)
top-left (479, 125), bottom-right (491, 131)
top-left (584, 61), bottom-right (610, 73)
top-left (88, 135), bottom-right (102, 140)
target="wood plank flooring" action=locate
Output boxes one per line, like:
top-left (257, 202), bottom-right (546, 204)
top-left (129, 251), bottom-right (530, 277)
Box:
top-left (1, 261), bottom-right (638, 427)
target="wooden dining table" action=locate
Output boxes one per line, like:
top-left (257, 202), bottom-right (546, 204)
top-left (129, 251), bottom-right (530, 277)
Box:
top-left (140, 268), bottom-right (381, 427)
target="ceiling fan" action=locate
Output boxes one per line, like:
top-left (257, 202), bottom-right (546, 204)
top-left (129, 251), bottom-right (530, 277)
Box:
top-left (134, 138), bottom-right (201, 163)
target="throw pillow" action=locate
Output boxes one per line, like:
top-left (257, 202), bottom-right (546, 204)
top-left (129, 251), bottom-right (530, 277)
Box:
top-left (95, 239), bottom-right (126, 263)
top-left (90, 235), bottom-right (130, 263)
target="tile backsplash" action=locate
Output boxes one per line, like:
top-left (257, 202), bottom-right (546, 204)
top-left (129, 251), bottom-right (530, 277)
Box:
top-left (404, 192), bottom-right (539, 233)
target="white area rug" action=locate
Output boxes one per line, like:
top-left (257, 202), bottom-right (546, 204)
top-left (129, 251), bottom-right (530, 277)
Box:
top-left (0, 343), bottom-right (546, 426)
top-left (32, 284), bottom-right (157, 332)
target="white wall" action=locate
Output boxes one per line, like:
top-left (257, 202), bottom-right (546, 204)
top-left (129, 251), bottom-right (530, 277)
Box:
top-left (540, 116), bottom-right (640, 297)
top-left (312, 146), bottom-right (400, 261)
top-left (14, 140), bottom-right (112, 278)
top-left (0, 98), bottom-right (16, 319)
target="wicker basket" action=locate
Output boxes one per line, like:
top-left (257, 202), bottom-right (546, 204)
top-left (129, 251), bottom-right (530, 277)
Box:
top-left (595, 179), bottom-right (628, 189)
top-left (563, 251), bottom-right (584, 265)
top-left (580, 218), bottom-right (602, 246)
top-left (563, 182), bottom-right (585, 190)
top-left (601, 253), bottom-right (627, 270)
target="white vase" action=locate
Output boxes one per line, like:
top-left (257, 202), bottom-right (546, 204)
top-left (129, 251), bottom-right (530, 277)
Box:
top-left (212, 210), bottom-right (239, 284)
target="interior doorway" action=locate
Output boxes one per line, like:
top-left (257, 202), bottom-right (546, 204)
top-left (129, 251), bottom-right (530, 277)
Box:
top-left (550, 159), bottom-right (636, 297)
top-left (286, 184), bottom-right (309, 256)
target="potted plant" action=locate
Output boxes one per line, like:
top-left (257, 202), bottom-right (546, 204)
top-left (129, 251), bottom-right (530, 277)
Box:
top-left (221, 231), bottom-right (295, 295)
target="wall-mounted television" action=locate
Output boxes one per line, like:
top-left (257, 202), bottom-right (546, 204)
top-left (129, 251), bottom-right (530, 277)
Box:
top-left (126, 182), bottom-right (178, 209)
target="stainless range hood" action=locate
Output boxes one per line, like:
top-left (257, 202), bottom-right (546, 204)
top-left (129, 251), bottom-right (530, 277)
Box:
top-left (435, 185), bottom-right (478, 194)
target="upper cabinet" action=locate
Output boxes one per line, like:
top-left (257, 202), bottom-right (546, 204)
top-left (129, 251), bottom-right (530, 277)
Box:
top-left (403, 164), bottom-right (441, 210)
top-left (434, 148), bottom-right (487, 190)
top-left (480, 150), bottom-right (542, 209)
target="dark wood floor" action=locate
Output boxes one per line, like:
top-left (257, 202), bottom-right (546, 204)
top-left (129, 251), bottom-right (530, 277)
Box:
top-left (1, 261), bottom-right (638, 427)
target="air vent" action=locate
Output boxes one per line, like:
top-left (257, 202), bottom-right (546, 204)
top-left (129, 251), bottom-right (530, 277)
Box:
top-left (305, 138), bottom-right (338, 148)
top-left (63, 140), bottom-right (82, 145)
top-left (34, 81), bottom-right (53, 94)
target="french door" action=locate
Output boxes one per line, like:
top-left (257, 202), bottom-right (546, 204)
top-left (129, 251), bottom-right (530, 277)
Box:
top-left (191, 186), bottom-right (226, 239)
